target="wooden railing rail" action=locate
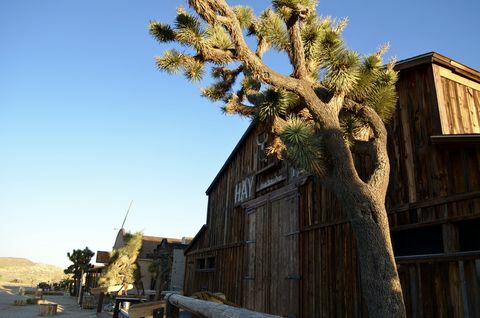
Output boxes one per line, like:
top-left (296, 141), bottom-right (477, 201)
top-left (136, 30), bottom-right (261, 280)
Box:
top-left (164, 293), bottom-right (282, 318)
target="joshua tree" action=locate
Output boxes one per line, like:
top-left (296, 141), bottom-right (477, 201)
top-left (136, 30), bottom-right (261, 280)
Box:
top-left (99, 232), bottom-right (143, 295)
top-left (150, 0), bottom-right (405, 316)
top-left (64, 247), bottom-right (94, 296)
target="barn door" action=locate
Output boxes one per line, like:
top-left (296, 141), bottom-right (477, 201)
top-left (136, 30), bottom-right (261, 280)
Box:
top-left (271, 192), bottom-right (299, 318)
top-left (244, 190), bottom-right (299, 317)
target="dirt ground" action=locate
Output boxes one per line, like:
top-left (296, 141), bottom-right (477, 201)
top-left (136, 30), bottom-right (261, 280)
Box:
top-left (0, 284), bottom-right (109, 318)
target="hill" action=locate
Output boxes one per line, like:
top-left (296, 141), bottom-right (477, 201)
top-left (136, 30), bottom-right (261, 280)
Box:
top-left (0, 257), bottom-right (66, 285)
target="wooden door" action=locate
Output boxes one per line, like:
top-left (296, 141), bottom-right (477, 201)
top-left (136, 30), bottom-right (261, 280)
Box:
top-left (244, 189), bottom-right (300, 317)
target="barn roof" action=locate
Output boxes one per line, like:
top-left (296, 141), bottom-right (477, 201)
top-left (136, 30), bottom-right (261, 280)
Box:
top-left (205, 52), bottom-right (480, 195)
top-left (395, 52), bottom-right (480, 82)
top-left (184, 224), bottom-right (208, 254)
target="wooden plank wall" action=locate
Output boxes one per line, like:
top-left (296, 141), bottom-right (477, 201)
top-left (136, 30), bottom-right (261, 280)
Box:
top-left (433, 65), bottom-right (480, 134)
top-left (184, 245), bottom-right (245, 305)
top-left (387, 64), bottom-right (480, 228)
top-left (386, 63), bottom-right (480, 317)
top-left (398, 257), bottom-right (480, 318)
top-left (299, 176), bottom-right (367, 317)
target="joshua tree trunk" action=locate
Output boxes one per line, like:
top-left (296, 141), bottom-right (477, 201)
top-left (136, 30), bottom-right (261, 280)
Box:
top-left (321, 127), bottom-right (405, 317)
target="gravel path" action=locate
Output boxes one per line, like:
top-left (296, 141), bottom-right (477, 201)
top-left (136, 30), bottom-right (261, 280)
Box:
top-left (0, 284), bottom-right (108, 318)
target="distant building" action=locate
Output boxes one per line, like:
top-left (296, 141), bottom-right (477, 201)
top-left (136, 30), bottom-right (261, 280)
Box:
top-left (112, 229), bottom-right (190, 294)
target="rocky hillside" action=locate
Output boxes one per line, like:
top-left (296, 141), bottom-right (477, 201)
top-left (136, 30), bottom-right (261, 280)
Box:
top-left (0, 257), bottom-right (66, 285)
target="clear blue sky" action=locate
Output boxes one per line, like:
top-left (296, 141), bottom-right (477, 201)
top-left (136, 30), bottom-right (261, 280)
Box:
top-left (1, 0), bottom-right (478, 268)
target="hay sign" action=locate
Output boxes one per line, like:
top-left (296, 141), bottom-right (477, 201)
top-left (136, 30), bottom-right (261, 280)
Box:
top-left (234, 175), bottom-right (253, 205)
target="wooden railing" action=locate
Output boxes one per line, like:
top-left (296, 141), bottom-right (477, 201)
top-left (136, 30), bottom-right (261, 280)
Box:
top-left (128, 293), bottom-right (282, 318)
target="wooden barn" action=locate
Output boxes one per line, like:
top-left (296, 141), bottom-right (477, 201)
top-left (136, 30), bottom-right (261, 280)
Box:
top-left (183, 52), bottom-right (480, 317)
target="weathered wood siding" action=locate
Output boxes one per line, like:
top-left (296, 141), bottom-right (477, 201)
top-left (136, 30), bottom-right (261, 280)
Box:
top-left (433, 65), bottom-right (480, 134)
top-left (387, 63), bottom-right (480, 226)
top-left (384, 62), bottom-right (480, 317)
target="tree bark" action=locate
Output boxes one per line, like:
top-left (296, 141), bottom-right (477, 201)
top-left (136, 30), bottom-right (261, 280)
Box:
top-left (321, 129), bottom-right (406, 318)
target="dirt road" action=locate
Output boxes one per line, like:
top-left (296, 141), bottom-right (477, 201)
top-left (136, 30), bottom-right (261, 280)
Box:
top-left (0, 284), bottom-right (104, 318)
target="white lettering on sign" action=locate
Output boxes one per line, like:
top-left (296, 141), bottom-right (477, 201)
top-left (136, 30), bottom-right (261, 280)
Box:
top-left (257, 174), bottom-right (286, 191)
top-left (234, 176), bottom-right (253, 205)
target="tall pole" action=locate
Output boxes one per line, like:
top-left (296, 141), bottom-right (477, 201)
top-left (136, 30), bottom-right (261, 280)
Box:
top-left (120, 200), bottom-right (133, 229)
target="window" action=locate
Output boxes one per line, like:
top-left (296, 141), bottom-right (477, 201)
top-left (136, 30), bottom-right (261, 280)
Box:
top-left (392, 225), bottom-right (444, 256)
top-left (457, 218), bottom-right (480, 252)
top-left (196, 258), bottom-right (205, 270)
top-left (206, 257), bottom-right (215, 269)
top-left (196, 256), bottom-right (216, 272)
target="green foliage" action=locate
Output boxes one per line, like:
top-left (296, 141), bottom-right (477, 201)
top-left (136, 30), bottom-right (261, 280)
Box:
top-left (366, 83), bottom-right (397, 120)
top-left (255, 9), bottom-right (290, 51)
top-left (205, 25), bottom-right (233, 50)
top-left (64, 247), bottom-right (93, 296)
top-left (233, 6), bottom-right (255, 30)
top-left (257, 88), bottom-right (299, 122)
top-left (155, 49), bottom-right (185, 74)
top-left (184, 58), bottom-right (204, 81)
top-left (98, 232), bottom-right (143, 289)
top-left (174, 8), bottom-right (202, 46)
top-left (156, 50), bottom-right (204, 82)
top-left (280, 117), bottom-right (324, 174)
top-left (64, 247), bottom-right (94, 280)
top-left (323, 49), bottom-right (360, 93)
top-left (149, 21), bottom-right (175, 43)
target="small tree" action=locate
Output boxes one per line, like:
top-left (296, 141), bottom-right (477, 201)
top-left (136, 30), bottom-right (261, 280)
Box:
top-left (64, 247), bottom-right (94, 296)
top-left (150, 0), bottom-right (406, 316)
top-left (99, 232), bottom-right (143, 295)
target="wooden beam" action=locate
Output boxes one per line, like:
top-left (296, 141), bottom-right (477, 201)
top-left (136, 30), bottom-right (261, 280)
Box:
top-left (129, 300), bottom-right (166, 318)
top-left (389, 191), bottom-right (480, 214)
top-left (430, 134), bottom-right (480, 145)
top-left (165, 293), bottom-right (282, 318)
top-left (395, 251), bottom-right (480, 264)
top-left (438, 67), bottom-right (480, 91)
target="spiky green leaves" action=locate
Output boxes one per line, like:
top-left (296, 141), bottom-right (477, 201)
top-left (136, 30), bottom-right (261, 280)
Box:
top-left (149, 21), bottom-right (176, 43)
top-left (257, 89), bottom-right (299, 122)
top-left (201, 67), bottom-right (241, 101)
top-left (155, 49), bottom-right (184, 74)
top-left (280, 117), bottom-right (324, 175)
top-left (156, 50), bottom-right (204, 82)
top-left (205, 25), bottom-right (233, 50)
top-left (174, 8), bottom-right (203, 47)
top-left (323, 50), bottom-right (360, 94)
top-left (233, 6), bottom-right (255, 30)
top-left (255, 9), bottom-right (290, 52)
top-left (347, 52), bottom-right (398, 121)
top-left (365, 79), bottom-right (397, 120)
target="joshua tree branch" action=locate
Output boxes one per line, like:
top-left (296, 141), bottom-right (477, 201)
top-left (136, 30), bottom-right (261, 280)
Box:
top-left (356, 106), bottom-right (389, 198)
top-left (286, 14), bottom-right (307, 79)
top-left (224, 94), bottom-right (257, 117)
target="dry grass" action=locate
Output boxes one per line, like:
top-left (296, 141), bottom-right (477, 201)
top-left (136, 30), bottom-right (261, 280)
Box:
top-left (0, 258), bottom-right (66, 285)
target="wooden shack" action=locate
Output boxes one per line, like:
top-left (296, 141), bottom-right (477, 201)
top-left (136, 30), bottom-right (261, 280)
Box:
top-left (183, 52), bottom-right (480, 317)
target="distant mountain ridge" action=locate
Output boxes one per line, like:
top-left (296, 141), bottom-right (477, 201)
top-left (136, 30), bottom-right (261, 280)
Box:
top-left (0, 257), bottom-right (66, 285)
